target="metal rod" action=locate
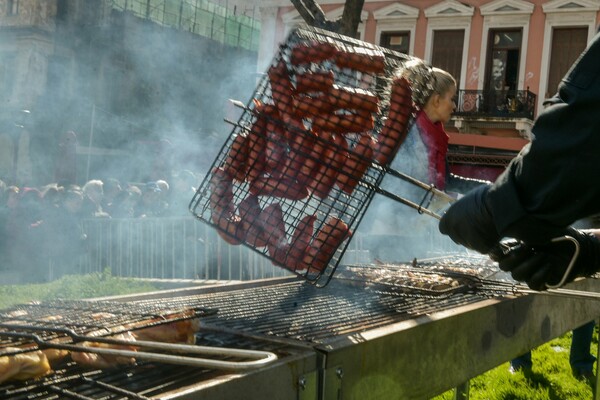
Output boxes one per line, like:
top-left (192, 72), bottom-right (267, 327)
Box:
top-left (0, 325), bottom-right (278, 371)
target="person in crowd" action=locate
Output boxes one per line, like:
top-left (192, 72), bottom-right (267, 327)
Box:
top-left (155, 179), bottom-right (171, 214)
top-left (168, 169), bottom-right (197, 216)
top-left (102, 177), bottom-right (123, 216)
top-left (110, 185), bottom-right (142, 218)
top-left (134, 181), bottom-right (164, 218)
top-left (81, 179), bottom-right (110, 218)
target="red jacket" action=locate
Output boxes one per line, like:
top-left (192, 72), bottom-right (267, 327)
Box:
top-left (414, 110), bottom-right (449, 190)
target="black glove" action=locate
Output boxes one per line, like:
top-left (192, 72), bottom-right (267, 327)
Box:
top-left (496, 228), bottom-right (600, 290)
top-left (438, 185), bottom-right (500, 254)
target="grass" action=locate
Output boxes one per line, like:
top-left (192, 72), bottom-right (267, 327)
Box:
top-left (0, 269), bottom-right (159, 309)
top-left (433, 330), bottom-right (598, 400)
top-left (0, 273), bottom-right (597, 398)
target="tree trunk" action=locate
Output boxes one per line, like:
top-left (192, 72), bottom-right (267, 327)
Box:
top-left (291, 0), bottom-right (365, 37)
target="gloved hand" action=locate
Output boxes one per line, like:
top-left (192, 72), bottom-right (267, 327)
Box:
top-left (438, 185), bottom-right (500, 254)
top-left (496, 228), bottom-right (600, 290)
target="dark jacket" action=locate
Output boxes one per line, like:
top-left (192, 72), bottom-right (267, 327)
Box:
top-left (486, 31), bottom-right (600, 240)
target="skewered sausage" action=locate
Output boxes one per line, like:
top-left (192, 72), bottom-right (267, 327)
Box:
top-left (290, 42), bottom-right (338, 65)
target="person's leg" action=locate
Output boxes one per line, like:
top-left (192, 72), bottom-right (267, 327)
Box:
top-left (570, 320), bottom-right (596, 377)
top-left (510, 351), bottom-right (533, 372)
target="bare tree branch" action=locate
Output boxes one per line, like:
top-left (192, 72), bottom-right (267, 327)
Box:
top-left (291, 0), bottom-right (365, 36)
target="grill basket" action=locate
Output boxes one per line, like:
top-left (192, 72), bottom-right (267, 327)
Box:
top-left (190, 26), bottom-right (422, 286)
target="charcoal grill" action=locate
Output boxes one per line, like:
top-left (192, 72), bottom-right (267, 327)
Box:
top-left (3, 258), bottom-right (599, 399)
top-left (189, 25), bottom-right (452, 286)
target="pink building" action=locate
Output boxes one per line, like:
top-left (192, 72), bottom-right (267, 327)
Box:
top-left (258, 0), bottom-right (600, 180)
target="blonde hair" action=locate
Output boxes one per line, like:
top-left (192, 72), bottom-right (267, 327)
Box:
top-left (399, 60), bottom-right (456, 107)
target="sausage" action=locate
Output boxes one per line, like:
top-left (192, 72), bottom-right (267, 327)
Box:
top-left (334, 47), bottom-right (386, 75)
top-left (299, 217), bottom-right (351, 273)
top-left (374, 77), bottom-right (414, 165)
top-left (211, 211), bottom-right (243, 245)
top-left (223, 133), bottom-right (249, 182)
top-left (293, 94), bottom-right (336, 119)
top-left (280, 120), bottom-right (315, 183)
top-left (288, 214), bottom-right (317, 268)
top-left (327, 86), bottom-right (380, 113)
top-left (268, 60), bottom-right (295, 122)
top-left (265, 120), bottom-right (288, 173)
top-left (290, 42), bottom-right (338, 65)
top-left (249, 176), bottom-right (309, 201)
top-left (237, 194), bottom-right (269, 248)
top-left (295, 71), bottom-right (335, 93)
top-left (312, 110), bottom-right (375, 135)
top-left (257, 203), bottom-right (287, 249)
top-left (306, 132), bottom-right (344, 199)
top-left (297, 129), bottom-right (329, 185)
top-left (208, 167), bottom-right (235, 216)
top-left (336, 133), bottom-right (375, 194)
top-left (253, 99), bottom-right (279, 117)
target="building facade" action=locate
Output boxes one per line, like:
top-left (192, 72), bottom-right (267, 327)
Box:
top-left (258, 0), bottom-right (600, 180)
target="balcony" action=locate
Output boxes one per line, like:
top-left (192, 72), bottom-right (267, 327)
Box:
top-left (454, 89), bottom-right (537, 120)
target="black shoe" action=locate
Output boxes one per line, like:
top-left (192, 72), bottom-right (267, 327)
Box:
top-left (572, 369), bottom-right (596, 388)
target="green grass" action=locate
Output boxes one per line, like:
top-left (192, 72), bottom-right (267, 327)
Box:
top-left (433, 331), bottom-right (597, 399)
top-left (0, 274), bottom-right (597, 398)
top-left (0, 269), bottom-right (159, 309)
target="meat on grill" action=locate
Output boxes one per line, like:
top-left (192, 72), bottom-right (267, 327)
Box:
top-left (131, 312), bottom-right (201, 345)
top-left (0, 348), bottom-right (52, 384)
top-left (70, 330), bottom-right (138, 369)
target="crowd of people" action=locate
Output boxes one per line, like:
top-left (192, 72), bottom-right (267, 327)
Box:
top-left (0, 170), bottom-right (201, 281)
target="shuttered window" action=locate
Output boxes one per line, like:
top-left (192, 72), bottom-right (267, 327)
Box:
top-left (431, 30), bottom-right (465, 88)
top-left (546, 27), bottom-right (588, 99)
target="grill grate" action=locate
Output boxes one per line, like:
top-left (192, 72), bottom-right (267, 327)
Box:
top-left (189, 25), bottom-right (418, 286)
top-left (0, 331), bottom-right (292, 400)
top-left (0, 299), bottom-right (216, 356)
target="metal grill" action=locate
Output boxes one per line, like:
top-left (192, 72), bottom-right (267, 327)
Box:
top-left (189, 25), bottom-right (422, 287)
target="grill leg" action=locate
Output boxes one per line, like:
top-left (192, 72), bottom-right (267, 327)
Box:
top-left (453, 380), bottom-right (469, 400)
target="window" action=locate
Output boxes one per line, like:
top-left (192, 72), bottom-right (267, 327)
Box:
top-left (431, 30), bottom-right (465, 88)
top-left (546, 27), bottom-right (588, 98)
top-left (485, 30), bottom-right (522, 92)
top-left (380, 32), bottom-right (410, 54)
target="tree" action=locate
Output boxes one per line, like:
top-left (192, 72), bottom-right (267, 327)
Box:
top-left (290, 0), bottom-right (365, 37)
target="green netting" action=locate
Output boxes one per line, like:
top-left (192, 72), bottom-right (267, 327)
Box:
top-left (111, 0), bottom-right (260, 51)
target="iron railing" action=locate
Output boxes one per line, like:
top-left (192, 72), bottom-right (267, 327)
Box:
top-left (454, 89), bottom-right (536, 120)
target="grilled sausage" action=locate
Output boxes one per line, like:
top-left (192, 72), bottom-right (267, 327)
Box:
top-left (299, 217), bottom-right (351, 273)
top-left (267, 60), bottom-right (295, 122)
top-left (265, 120), bottom-right (288, 173)
top-left (208, 167), bottom-right (235, 216)
top-left (258, 202), bottom-right (287, 250)
top-left (238, 194), bottom-right (269, 247)
top-left (306, 132), bottom-right (344, 199)
top-left (290, 42), bottom-right (338, 65)
top-left (295, 71), bottom-right (335, 93)
top-left (249, 176), bottom-right (309, 201)
top-left (223, 133), bottom-right (249, 182)
top-left (374, 76), bottom-right (414, 165)
top-left (312, 110), bottom-right (375, 134)
top-left (334, 47), bottom-right (386, 75)
top-left (245, 117), bottom-right (268, 182)
top-left (287, 214), bottom-right (317, 269)
top-left (293, 94), bottom-right (336, 119)
top-left (327, 86), bottom-right (380, 113)
top-left (336, 134), bottom-right (375, 194)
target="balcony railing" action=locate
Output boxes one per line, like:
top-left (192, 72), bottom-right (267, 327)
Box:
top-left (454, 89), bottom-right (536, 120)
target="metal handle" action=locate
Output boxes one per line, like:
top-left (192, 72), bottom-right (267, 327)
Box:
top-left (0, 326), bottom-right (277, 371)
top-left (545, 235), bottom-right (581, 289)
